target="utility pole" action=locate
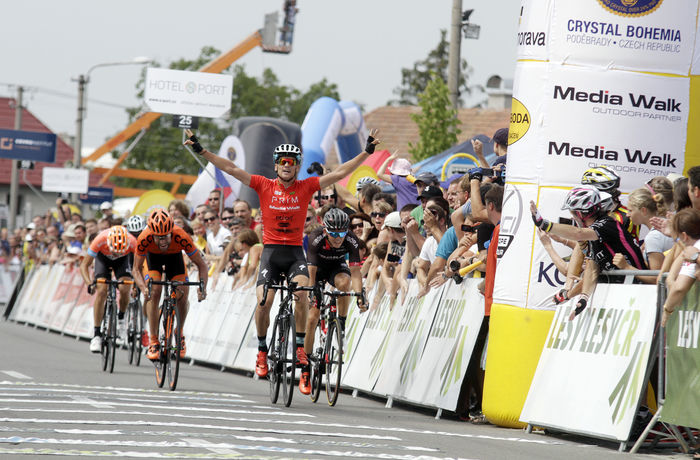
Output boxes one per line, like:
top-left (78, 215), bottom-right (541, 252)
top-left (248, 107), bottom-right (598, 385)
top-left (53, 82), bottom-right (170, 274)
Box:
top-left (8, 86), bottom-right (23, 231)
top-left (447, 0), bottom-right (463, 109)
top-left (74, 74), bottom-right (86, 169)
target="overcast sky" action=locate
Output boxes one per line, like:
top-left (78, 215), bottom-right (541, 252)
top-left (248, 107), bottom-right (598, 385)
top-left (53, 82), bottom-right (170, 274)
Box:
top-left (0, 0), bottom-right (519, 153)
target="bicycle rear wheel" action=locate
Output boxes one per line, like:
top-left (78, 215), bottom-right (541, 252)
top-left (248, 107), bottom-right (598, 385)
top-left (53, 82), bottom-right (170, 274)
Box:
top-left (166, 306), bottom-right (182, 391)
top-left (154, 305), bottom-right (168, 388)
top-left (281, 312), bottom-right (296, 408)
top-left (325, 319), bottom-right (343, 406)
top-left (268, 318), bottom-right (281, 404)
top-left (310, 320), bottom-right (324, 403)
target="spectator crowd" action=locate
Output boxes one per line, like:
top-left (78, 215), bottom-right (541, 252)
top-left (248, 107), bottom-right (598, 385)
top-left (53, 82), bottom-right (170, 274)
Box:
top-left (2, 127), bottom-right (700, 424)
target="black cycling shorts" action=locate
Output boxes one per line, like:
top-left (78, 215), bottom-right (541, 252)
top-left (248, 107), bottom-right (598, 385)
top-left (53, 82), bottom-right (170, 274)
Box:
top-left (256, 245), bottom-right (309, 287)
top-left (94, 253), bottom-right (132, 280)
top-left (145, 252), bottom-right (187, 281)
top-left (312, 261), bottom-right (351, 287)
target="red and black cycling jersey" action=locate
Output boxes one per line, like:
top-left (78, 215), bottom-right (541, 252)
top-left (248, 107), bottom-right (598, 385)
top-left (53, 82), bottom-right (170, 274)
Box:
top-left (306, 227), bottom-right (362, 267)
top-left (611, 203), bottom-right (641, 242)
top-left (248, 175), bottom-right (320, 246)
top-left (586, 215), bottom-right (646, 273)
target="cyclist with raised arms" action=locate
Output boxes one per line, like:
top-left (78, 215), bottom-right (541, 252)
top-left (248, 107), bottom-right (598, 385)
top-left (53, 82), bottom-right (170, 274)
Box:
top-left (300, 207), bottom-right (365, 394)
top-left (80, 225), bottom-right (137, 353)
top-left (132, 209), bottom-right (208, 361)
top-left (184, 128), bottom-right (380, 381)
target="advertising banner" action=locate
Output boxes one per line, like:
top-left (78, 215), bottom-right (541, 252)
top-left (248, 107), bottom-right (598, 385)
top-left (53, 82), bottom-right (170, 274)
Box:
top-left (516, 0), bottom-right (552, 62)
top-left (373, 283), bottom-right (429, 396)
top-left (541, 64), bottom-right (689, 190)
top-left (549, 0), bottom-right (697, 75)
top-left (144, 68), bottom-right (233, 118)
top-left (8, 266), bottom-right (42, 323)
top-left (505, 62), bottom-right (547, 183)
top-left (37, 265), bottom-right (73, 328)
top-left (79, 187), bottom-right (114, 206)
top-left (0, 129), bottom-right (57, 163)
top-left (520, 284), bottom-right (657, 441)
top-left (41, 168), bottom-right (89, 194)
top-left (220, 288), bottom-right (257, 367)
top-left (0, 264), bottom-right (21, 305)
top-left (403, 280), bottom-right (485, 410)
top-left (660, 282), bottom-right (700, 429)
top-left (342, 293), bottom-right (396, 392)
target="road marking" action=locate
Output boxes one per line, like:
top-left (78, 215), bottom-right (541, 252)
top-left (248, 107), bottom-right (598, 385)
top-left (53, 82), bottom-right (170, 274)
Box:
top-left (0, 371), bottom-right (31, 379)
top-left (0, 436), bottom-right (473, 459)
top-left (70, 396), bottom-right (114, 409)
top-left (182, 437), bottom-right (241, 455)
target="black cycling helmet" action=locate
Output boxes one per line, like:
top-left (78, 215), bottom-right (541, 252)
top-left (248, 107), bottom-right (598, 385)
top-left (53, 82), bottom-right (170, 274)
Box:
top-left (273, 144), bottom-right (302, 163)
top-left (323, 207), bottom-right (349, 232)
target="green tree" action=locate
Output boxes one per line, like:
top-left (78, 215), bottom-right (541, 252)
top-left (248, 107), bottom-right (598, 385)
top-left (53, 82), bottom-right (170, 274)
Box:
top-left (408, 73), bottom-right (461, 162)
top-left (390, 29), bottom-right (471, 107)
top-left (112, 47), bottom-right (341, 192)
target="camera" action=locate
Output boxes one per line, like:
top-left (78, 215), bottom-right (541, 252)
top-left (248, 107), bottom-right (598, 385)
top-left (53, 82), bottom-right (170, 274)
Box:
top-left (449, 259), bottom-right (461, 272)
top-left (468, 167), bottom-right (494, 182)
top-left (387, 253), bottom-right (400, 263)
top-left (226, 264), bottom-right (240, 276)
top-left (461, 224), bottom-right (477, 233)
top-left (306, 161), bottom-right (324, 176)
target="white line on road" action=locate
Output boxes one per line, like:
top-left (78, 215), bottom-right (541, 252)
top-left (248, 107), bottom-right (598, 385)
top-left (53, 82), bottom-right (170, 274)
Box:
top-left (182, 437), bottom-right (241, 455)
top-left (70, 396), bottom-right (114, 409)
top-left (0, 371), bottom-right (31, 379)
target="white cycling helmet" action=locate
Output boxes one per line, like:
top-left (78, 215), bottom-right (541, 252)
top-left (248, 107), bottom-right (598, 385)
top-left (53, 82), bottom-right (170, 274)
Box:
top-left (356, 176), bottom-right (380, 192)
top-left (125, 214), bottom-right (147, 234)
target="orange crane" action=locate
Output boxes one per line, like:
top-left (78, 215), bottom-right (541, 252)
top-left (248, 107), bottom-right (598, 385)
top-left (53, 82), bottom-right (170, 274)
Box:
top-left (84, 5), bottom-right (296, 198)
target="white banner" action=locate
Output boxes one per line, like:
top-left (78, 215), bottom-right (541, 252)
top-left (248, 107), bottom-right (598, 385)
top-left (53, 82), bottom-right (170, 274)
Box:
top-left (403, 280), bottom-right (485, 410)
top-left (549, 0), bottom-right (698, 75)
top-left (520, 284), bottom-right (657, 441)
top-left (516, 0), bottom-right (552, 62)
top-left (542, 64), bottom-right (689, 189)
top-left (0, 264), bottom-right (21, 304)
top-left (693, 18), bottom-right (700, 75)
top-left (41, 168), bottom-right (89, 194)
top-left (144, 68), bottom-right (233, 118)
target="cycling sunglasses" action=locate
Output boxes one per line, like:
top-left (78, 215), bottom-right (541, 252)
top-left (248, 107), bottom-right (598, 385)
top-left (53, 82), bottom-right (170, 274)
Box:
top-left (370, 212), bottom-right (387, 218)
top-left (276, 157), bottom-right (299, 167)
top-left (326, 230), bottom-right (347, 238)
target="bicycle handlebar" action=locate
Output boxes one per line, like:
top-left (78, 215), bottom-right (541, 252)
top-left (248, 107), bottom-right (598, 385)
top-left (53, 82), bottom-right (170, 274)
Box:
top-left (147, 279), bottom-right (204, 299)
top-left (260, 282), bottom-right (317, 307)
top-left (96, 278), bottom-right (134, 286)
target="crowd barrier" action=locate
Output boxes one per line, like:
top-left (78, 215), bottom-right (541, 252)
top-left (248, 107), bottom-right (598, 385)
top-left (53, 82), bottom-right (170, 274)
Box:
top-left (0, 264), bottom-right (23, 307)
top-left (10, 262), bottom-right (697, 450)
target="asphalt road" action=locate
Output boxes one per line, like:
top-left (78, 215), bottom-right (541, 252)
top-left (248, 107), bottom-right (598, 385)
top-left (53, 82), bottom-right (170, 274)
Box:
top-left (0, 318), bottom-right (683, 459)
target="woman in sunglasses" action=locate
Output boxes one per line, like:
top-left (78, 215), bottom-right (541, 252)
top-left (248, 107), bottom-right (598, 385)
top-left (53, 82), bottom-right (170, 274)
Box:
top-left (368, 201), bottom-right (392, 247)
top-left (184, 128), bottom-right (380, 383)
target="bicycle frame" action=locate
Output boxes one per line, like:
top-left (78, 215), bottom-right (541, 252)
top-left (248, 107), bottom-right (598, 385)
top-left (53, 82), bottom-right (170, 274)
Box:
top-left (96, 277), bottom-right (133, 374)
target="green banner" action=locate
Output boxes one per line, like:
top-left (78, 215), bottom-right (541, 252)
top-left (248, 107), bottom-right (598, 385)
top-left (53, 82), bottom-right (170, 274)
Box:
top-left (661, 281), bottom-right (700, 428)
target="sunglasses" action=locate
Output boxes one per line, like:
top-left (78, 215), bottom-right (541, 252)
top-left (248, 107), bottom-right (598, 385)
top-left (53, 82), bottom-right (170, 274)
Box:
top-left (203, 217), bottom-right (217, 223)
top-left (276, 157), bottom-right (298, 167)
top-left (221, 216), bottom-right (233, 221)
top-left (209, 197), bottom-right (220, 201)
top-left (370, 212), bottom-right (386, 218)
top-left (321, 195), bottom-right (335, 200)
top-left (327, 230), bottom-right (347, 238)
top-left (350, 223), bottom-right (364, 230)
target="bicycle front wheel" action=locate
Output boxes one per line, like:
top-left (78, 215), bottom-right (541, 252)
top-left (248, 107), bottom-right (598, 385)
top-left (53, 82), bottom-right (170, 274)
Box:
top-left (100, 308), bottom-right (110, 372)
top-left (268, 318), bottom-right (281, 404)
top-left (165, 306), bottom-right (182, 391)
top-left (106, 302), bottom-right (117, 374)
top-left (126, 301), bottom-right (136, 365)
top-left (281, 313), bottom-right (296, 408)
top-left (154, 305), bottom-right (168, 388)
top-left (310, 320), bottom-right (324, 403)
top-left (325, 319), bottom-right (343, 406)
top-left (134, 300), bottom-right (143, 366)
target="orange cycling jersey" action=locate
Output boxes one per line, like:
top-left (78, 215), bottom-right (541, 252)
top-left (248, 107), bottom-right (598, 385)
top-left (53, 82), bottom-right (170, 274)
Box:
top-left (249, 174), bottom-right (320, 246)
top-left (87, 229), bottom-right (137, 260)
top-left (136, 225), bottom-right (198, 257)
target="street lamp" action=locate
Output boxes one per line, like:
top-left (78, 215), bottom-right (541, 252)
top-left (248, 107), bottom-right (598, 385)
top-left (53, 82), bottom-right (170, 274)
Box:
top-left (73, 56), bottom-right (152, 169)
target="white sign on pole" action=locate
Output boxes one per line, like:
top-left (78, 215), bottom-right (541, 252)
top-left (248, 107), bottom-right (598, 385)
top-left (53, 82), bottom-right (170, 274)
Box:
top-left (41, 167), bottom-right (89, 194)
top-left (144, 68), bottom-right (233, 118)
top-left (520, 284), bottom-right (657, 441)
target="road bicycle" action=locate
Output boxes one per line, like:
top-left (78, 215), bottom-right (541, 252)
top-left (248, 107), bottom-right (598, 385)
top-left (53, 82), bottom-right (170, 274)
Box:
top-left (261, 275), bottom-right (316, 407)
top-left (309, 285), bottom-right (364, 406)
top-left (148, 278), bottom-right (203, 391)
top-left (125, 287), bottom-right (144, 366)
top-left (95, 278), bottom-right (133, 373)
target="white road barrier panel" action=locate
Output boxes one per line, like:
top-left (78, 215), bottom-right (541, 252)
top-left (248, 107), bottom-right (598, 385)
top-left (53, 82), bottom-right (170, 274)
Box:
top-left (520, 284), bottom-right (657, 442)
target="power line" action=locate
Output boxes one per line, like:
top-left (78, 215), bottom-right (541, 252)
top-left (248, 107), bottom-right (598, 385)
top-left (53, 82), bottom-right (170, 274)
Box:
top-left (0, 82), bottom-right (131, 109)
